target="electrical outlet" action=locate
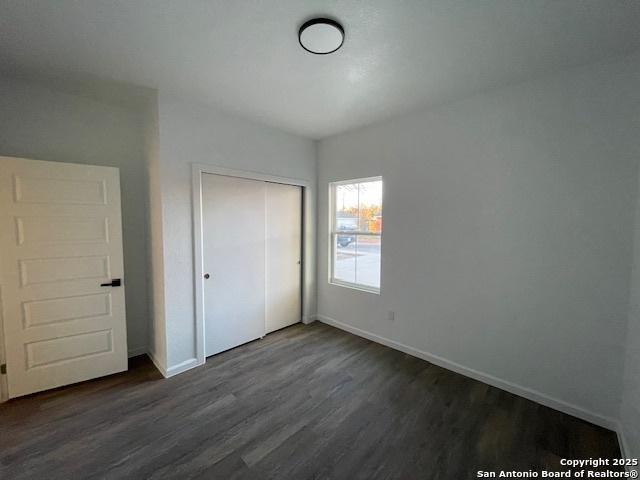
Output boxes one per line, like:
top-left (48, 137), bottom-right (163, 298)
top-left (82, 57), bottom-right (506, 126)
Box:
top-left (387, 311), bottom-right (395, 322)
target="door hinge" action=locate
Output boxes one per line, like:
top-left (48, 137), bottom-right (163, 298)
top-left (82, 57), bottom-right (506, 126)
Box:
top-left (0, 364), bottom-right (6, 375)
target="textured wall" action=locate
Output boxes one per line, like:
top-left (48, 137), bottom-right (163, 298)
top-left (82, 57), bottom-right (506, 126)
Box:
top-left (317, 54), bottom-right (640, 423)
top-left (0, 77), bottom-right (151, 355)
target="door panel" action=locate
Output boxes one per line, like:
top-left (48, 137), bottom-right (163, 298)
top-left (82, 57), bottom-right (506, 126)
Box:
top-left (265, 183), bottom-right (302, 333)
top-left (25, 329), bottom-right (113, 368)
top-left (22, 292), bottom-right (111, 327)
top-left (0, 156), bottom-right (127, 398)
top-left (19, 255), bottom-right (110, 286)
top-left (202, 174), bottom-right (266, 356)
top-left (16, 215), bottom-right (109, 245)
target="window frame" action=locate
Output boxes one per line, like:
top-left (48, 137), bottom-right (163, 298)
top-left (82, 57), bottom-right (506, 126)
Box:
top-left (329, 176), bottom-right (383, 294)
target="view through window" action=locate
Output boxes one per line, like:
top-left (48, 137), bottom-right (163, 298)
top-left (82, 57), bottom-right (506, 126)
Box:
top-left (330, 177), bottom-right (382, 292)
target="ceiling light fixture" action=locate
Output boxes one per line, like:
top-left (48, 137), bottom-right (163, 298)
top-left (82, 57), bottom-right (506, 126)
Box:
top-left (298, 18), bottom-right (344, 55)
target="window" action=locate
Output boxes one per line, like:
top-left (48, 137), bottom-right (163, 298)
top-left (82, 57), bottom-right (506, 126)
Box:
top-left (330, 177), bottom-right (382, 293)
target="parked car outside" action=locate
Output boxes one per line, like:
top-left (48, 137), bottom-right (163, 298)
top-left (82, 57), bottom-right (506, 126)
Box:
top-left (337, 224), bottom-right (356, 247)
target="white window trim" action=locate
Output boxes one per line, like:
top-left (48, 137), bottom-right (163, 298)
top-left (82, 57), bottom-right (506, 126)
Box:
top-left (328, 176), bottom-right (383, 295)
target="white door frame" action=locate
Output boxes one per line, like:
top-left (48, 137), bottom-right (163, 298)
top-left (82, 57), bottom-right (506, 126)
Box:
top-left (191, 164), bottom-right (312, 366)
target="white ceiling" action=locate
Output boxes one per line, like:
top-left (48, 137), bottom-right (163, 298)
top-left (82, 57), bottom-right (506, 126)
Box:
top-left (2, 1), bottom-right (640, 139)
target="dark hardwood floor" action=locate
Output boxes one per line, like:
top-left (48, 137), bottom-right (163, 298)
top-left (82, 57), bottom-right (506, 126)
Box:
top-left (0, 322), bottom-right (621, 479)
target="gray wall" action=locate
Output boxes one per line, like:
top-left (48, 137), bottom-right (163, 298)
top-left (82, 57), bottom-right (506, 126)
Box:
top-left (154, 93), bottom-right (317, 369)
top-left (317, 53), bottom-right (640, 424)
top-left (0, 77), bottom-right (150, 355)
top-left (621, 165), bottom-right (640, 459)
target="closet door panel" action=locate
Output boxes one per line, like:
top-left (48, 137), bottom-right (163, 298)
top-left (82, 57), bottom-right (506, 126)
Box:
top-left (265, 182), bottom-right (302, 333)
top-left (202, 174), bottom-right (266, 356)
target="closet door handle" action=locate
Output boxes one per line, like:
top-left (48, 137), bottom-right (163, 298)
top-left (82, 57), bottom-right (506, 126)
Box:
top-left (101, 278), bottom-right (121, 287)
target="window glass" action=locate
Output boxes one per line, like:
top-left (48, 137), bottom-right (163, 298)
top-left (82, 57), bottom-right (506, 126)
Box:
top-left (354, 234), bottom-right (381, 289)
top-left (330, 178), bottom-right (382, 292)
top-left (333, 234), bottom-right (356, 284)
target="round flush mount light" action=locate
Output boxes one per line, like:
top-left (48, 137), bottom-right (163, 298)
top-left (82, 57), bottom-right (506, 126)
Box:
top-left (298, 18), bottom-right (344, 55)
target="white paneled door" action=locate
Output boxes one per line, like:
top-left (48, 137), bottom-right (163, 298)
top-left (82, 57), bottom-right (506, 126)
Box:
top-left (202, 174), bottom-right (302, 357)
top-left (265, 182), bottom-right (302, 333)
top-left (0, 156), bottom-right (127, 398)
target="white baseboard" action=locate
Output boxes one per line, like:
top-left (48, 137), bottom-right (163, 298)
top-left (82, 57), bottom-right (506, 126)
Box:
top-left (127, 346), bottom-right (147, 358)
top-left (317, 314), bottom-right (617, 431)
top-left (617, 422), bottom-right (629, 458)
top-left (165, 357), bottom-right (203, 378)
top-left (302, 314), bottom-right (317, 325)
top-left (146, 350), bottom-right (202, 378)
top-left (615, 423), bottom-right (636, 474)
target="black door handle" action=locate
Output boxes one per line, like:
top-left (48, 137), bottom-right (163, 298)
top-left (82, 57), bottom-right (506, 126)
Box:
top-left (101, 279), bottom-right (122, 287)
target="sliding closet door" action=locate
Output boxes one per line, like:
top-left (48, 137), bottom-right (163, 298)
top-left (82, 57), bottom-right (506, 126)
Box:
top-left (265, 182), bottom-right (302, 333)
top-left (202, 174), bottom-right (265, 356)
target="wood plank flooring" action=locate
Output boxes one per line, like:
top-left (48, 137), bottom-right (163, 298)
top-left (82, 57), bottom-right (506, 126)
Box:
top-left (0, 322), bottom-right (621, 479)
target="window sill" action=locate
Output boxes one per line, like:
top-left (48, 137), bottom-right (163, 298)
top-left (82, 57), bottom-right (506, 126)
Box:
top-left (329, 279), bottom-right (380, 295)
